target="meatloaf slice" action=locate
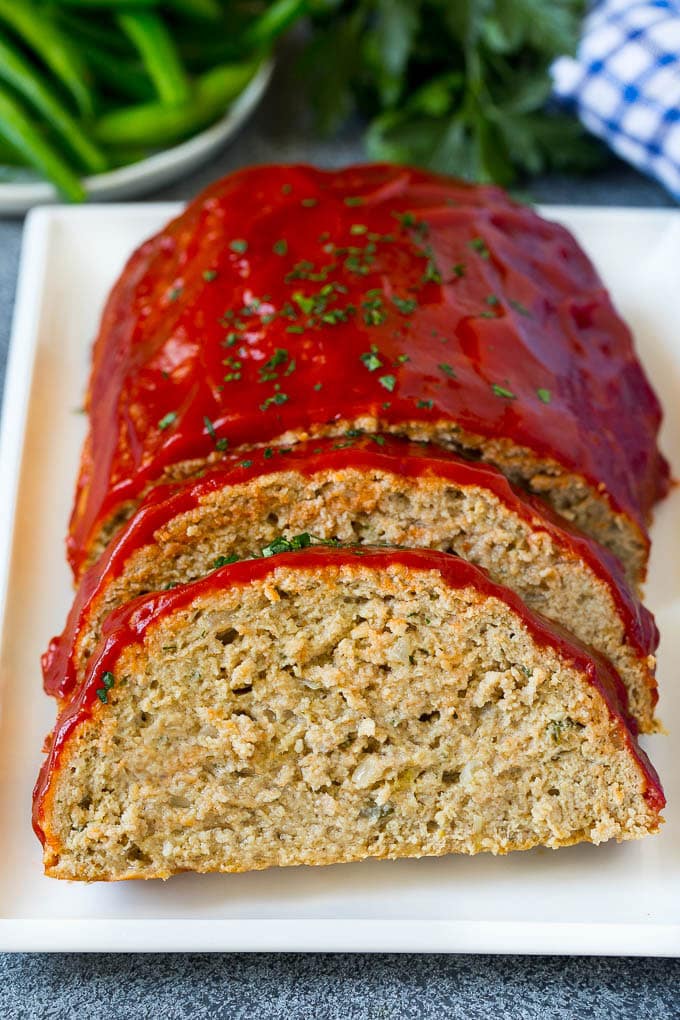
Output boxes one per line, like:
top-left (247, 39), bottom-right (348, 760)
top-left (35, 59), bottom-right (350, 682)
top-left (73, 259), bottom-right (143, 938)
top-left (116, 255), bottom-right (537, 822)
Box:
top-left (34, 547), bottom-right (663, 882)
top-left (68, 164), bottom-right (669, 583)
top-left (45, 438), bottom-right (659, 731)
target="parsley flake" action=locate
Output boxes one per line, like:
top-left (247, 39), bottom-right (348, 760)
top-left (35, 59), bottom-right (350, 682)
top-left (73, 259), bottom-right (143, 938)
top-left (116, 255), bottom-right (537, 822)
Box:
top-left (439, 363), bottom-right (456, 378)
top-left (492, 384), bottom-right (516, 399)
top-left (273, 239), bottom-right (288, 256)
top-left (157, 411), bottom-right (177, 430)
top-left (202, 269), bottom-right (218, 282)
top-left (510, 299), bottom-right (532, 317)
top-left (260, 392), bottom-right (289, 411)
top-left (213, 554), bottom-right (238, 568)
top-left (469, 237), bottom-right (490, 259)
top-left (229, 239), bottom-right (248, 254)
top-left (392, 296), bottom-right (417, 315)
top-left (344, 196), bottom-right (364, 206)
top-left (378, 374), bottom-right (396, 392)
top-left (360, 348), bottom-right (382, 372)
top-left (96, 670), bottom-right (115, 704)
top-left (536, 388), bottom-right (551, 404)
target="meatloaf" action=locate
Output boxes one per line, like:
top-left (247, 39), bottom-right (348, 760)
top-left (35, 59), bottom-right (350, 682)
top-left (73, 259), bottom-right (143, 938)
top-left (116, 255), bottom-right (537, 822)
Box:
top-left (34, 547), bottom-right (664, 882)
top-left (68, 164), bottom-right (669, 583)
top-left (44, 437), bottom-right (659, 730)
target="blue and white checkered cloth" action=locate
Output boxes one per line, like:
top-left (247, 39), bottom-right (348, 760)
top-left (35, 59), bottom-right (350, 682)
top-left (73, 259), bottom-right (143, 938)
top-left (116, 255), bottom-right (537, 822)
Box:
top-left (552, 0), bottom-right (680, 199)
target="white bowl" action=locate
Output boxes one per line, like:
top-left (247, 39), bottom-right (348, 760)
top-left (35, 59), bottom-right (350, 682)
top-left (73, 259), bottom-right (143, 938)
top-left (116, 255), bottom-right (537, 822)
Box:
top-left (0, 59), bottom-right (273, 216)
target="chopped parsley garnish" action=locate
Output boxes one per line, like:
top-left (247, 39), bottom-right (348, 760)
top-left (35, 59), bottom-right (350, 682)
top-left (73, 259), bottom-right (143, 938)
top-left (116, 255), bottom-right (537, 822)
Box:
top-left (240, 460), bottom-right (253, 468)
top-left (438, 363), bottom-right (456, 378)
top-left (392, 296), bottom-right (417, 315)
top-left (344, 196), bottom-right (364, 206)
top-left (273, 239), bottom-right (288, 256)
top-left (157, 411), bottom-right (177, 430)
top-left (260, 392), bottom-right (289, 411)
top-left (492, 384), bottom-right (516, 399)
top-left (301, 197), bottom-right (318, 207)
top-left (229, 239), bottom-right (248, 254)
top-left (510, 299), bottom-right (531, 317)
top-left (203, 416), bottom-right (217, 440)
top-left (263, 532), bottom-right (312, 557)
top-left (369, 434), bottom-right (386, 446)
top-left (451, 263), bottom-right (466, 278)
top-left (393, 210), bottom-right (416, 227)
top-left (397, 353), bottom-right (410, 364)
top-left (350, 223), bottom-right (367, 235)
top-left (378, 374), bottom-right (396, 392)
top-left (202, 269), bottom-right (218, 282)
top-left (416, 399), bottom-right (433, 409)
top-left (468, 237), bottom-right (490, 259)
top-left (96, 671), bottom-right (115, 704)
top-left (313, 382), bottom-right (323, 391)
top-left (264, 447), bottom-right (274, 459)
top-left (286, 325), bottom-right (305, 334)
top-left (213, 554), bottom-right (239, 568)
top-left (360, 347), bottom-right (382, 372)
top-left (485, 294), bottom-right (500, 306)
top-left (216, 438), bottom-right (228, 451)
top-left (421, 251), bottom-right (442, 284)
top-left (536, 388), bottom-right (551, 404)
top-left (281, 183), bottom-right (292, 195)
top-left (361, 293), bottom-right (387, 326)
top-left (263, 348), bottom-right (289, 371)
top-left (168, 286), bottom-right (183, 301)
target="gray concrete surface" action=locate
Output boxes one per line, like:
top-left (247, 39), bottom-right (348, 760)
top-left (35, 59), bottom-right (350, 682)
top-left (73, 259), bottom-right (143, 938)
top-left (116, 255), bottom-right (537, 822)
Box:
top-left (0, 47), bottom-right (677, 1019)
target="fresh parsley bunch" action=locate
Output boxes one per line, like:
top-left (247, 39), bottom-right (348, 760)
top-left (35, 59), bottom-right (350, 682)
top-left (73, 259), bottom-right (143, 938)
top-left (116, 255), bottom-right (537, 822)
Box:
top-left (303, 0), bottom-right (605, 183)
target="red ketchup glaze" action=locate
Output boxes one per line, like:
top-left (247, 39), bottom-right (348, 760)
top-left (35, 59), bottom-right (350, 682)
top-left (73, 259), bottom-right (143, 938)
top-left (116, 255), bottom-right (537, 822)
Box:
top-left (68, 164), bottom-right (669, 575)
top-left (45, 436), bottom-right (659, 703)
top-left (33, 546), bottom-right (665, 844)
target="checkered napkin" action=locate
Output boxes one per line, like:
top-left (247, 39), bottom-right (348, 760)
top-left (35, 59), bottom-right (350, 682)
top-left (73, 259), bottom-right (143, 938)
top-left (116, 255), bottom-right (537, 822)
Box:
top-left (552, 0), bottom-right (680, 199)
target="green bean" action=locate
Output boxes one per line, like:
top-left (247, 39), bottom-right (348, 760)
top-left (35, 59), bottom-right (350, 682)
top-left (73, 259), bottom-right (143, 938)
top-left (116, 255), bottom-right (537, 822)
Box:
top-left (0, 0), bottom-right (95, 117)
top-left (0, 86), bottom-right (85, 201)
top-left (167, 0), bottom-right (222, 19)
top-left (94, 60), bottom-right (260, 147)
top-left (71, 38), bottom-right (156, 102)
top-left (0, 136), bottom-right (25, 167)
top-left (239, 0), bottom-right (308, 51)
top-left (0, 31), bottom-right (107, 174)
top-left (117, 11), bottom-right (191, 105)
top-left (53, 10), bottom-right (131, 54)
top-left (55, 0), bottom-right (221, 17)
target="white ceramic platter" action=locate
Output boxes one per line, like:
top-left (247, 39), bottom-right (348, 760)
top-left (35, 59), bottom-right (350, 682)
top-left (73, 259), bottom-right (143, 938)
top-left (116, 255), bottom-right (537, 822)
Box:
top-left (0, 61), bottom-right (272, 216)
top-left (0, 204), bottom-right (678, 953)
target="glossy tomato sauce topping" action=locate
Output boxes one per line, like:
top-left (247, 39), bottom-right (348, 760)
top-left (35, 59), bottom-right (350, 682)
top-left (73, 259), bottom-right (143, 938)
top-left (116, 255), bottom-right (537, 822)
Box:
top-left (69, 164), bottom-right (669, 574)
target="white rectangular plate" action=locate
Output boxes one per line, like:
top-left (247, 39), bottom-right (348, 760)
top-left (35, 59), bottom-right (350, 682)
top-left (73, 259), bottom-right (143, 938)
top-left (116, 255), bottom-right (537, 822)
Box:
top-left (0, 204), bottom-right (678, 955)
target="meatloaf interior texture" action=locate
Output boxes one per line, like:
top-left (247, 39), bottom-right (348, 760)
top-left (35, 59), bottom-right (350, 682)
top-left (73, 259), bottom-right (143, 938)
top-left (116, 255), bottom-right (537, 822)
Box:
top-left (35, 551), bottom-right (663, 882)
top-left (47, 439), bottom-right (658, 731)
top-left (68, 164), bottom-right (669, 584)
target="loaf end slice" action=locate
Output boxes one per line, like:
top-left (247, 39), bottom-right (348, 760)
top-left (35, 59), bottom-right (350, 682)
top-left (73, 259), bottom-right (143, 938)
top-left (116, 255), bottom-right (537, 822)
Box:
top-left (35, 548), bottom-right (664, 882)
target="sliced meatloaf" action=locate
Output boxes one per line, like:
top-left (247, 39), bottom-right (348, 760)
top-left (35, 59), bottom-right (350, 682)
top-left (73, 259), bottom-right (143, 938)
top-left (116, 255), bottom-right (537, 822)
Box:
top-left (44, 438), bottom-right (659, 730)
top-left (34, 548), bottom-right (664, 882)
top-left (68, 164), bottom-right (669, 583)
